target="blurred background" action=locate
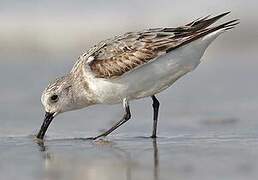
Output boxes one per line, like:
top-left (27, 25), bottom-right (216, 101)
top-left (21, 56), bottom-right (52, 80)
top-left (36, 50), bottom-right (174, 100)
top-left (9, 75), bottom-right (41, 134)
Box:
top-left (0, 1), bottom-right (258, 180)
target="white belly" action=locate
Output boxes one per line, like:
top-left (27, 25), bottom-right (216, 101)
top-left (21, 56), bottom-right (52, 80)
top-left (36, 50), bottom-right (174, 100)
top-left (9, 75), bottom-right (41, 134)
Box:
top-left (89, 30), bottom-right (223, 104)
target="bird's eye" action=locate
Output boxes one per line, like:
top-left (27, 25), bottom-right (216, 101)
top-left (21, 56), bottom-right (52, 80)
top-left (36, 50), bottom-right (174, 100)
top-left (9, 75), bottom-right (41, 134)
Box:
top-left (50, 94), bottom-right (58, 102)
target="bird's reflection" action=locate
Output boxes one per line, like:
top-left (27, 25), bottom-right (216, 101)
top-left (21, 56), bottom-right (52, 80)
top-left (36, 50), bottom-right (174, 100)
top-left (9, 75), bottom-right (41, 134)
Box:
top-left (35, 140), bottom-right (54, 164)
top-left (35, 138), bottom-right (160, 180)
top-left (35, 140), bottom-right (46, 152)
top-left (153, 139), bottom-right (160, 180)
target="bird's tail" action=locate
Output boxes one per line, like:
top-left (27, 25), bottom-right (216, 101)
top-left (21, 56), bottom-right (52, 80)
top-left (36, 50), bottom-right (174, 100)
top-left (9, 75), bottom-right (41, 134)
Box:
top-left (185, 11), bottom-right (239, 32)
top-left (171, 12), bottom-right (239, 51)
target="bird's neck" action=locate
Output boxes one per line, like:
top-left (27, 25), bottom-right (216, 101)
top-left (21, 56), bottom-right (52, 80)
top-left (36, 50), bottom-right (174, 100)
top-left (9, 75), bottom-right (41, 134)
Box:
top-left (70, 72), bottom-right (97, 109)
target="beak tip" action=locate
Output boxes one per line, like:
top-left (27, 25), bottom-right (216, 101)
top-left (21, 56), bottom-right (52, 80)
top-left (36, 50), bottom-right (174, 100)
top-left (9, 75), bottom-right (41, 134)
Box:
top-left (37, 111), bottom-right (55, 141)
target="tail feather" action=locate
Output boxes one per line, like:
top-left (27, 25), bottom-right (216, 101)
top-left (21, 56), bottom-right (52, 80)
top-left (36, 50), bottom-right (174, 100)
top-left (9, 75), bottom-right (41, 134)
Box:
top-left (165, 18), bottom-right (239, 53)
top-left (187, 19), bottom-right (239, 43)
top-left (185, 11), bottom-right (231, 30)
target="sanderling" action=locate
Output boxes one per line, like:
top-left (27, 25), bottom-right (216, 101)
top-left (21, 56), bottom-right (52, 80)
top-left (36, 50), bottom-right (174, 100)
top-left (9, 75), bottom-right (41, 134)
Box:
top-left (37, 12), bottom-right (239, 140)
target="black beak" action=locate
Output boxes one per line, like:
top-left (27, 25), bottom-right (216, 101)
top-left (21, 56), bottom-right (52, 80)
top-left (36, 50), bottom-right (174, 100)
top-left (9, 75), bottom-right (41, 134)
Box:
top-left (36, 112), bottom-right (55, 140)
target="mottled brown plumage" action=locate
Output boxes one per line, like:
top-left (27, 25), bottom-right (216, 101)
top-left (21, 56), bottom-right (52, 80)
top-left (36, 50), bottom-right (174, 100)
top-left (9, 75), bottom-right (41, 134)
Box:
top-left (77, 12), bottom-right (238, 79)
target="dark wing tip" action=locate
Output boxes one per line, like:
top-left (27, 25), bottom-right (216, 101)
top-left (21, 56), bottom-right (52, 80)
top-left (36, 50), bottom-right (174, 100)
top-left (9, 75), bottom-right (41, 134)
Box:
top-left (218, 19), bottom-right (240, 31)
top-left (165, 17), bottom-right (239, 53)
top-left (186, 11), bottom-right (232, 30)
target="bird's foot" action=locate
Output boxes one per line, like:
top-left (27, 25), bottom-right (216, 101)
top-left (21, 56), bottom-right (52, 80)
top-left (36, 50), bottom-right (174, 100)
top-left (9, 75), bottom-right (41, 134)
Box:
top-left (86, 135), bottom-right (107, 141)
top-left (150, 135), bottom-right (157, 139)
top-left (85, 137), bottom-right (97, 140)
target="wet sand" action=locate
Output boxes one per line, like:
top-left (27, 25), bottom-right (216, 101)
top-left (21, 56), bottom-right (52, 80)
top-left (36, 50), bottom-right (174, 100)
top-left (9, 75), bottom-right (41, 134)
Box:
top-left (1, 135), bottom-right (258, 180)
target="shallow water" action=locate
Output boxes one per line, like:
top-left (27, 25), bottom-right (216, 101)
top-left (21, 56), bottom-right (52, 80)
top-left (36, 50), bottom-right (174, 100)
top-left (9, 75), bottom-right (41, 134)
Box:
top-left (1, 135), bottom-right (258, 180)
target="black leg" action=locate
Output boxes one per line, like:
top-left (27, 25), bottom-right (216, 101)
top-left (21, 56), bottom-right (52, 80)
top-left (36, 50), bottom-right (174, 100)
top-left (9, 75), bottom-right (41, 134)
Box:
top-left (151, 95), bottom-right (160, 138)
top-left (91, 99), bottom-right (131, 140)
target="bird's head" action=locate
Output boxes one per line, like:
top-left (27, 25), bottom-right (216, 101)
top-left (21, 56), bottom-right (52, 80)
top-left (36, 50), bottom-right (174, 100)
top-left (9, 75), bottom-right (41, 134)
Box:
top-left (41, 76), bottom-right (75, 114)
top-left (36, 73), bottom-right (95, 140)
top-left (37, 75), bottom-right (75, 140)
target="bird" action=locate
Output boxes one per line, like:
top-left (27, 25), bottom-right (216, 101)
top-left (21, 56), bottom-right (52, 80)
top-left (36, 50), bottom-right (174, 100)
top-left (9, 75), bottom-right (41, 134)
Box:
top-left (36, 12), bottom-right (239, 140)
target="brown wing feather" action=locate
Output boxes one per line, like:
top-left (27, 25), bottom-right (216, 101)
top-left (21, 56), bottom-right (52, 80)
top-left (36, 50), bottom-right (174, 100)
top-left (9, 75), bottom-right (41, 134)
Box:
top-left (86, 12), bottom-right (237, 79)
